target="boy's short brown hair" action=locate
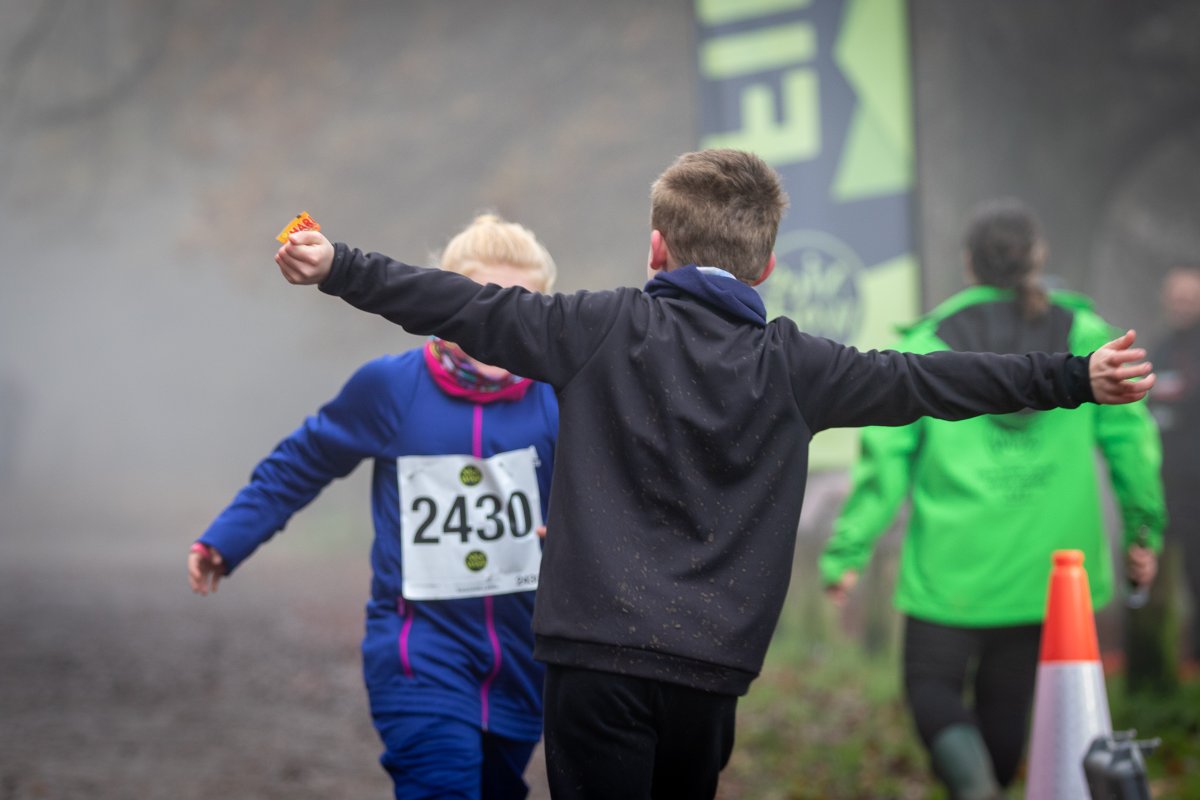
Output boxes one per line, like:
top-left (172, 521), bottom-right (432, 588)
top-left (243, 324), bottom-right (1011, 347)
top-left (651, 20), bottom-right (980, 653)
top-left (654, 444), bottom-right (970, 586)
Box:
top-left (650, 149), bottom-right (789, 283)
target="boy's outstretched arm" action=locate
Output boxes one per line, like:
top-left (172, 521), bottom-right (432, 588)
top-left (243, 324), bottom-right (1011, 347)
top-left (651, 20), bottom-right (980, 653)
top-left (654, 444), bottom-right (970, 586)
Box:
top-left (276, 231), bottom-right (334, 284)
top-left (275, 230), bottom-right (624, 389)
top-left (1090, 330), bottom-right (1155, 404)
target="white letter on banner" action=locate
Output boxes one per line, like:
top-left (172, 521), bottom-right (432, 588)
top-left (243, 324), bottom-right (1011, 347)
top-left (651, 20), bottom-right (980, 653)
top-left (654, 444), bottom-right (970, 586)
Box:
top-left (699, 22), bottom-right (820, 165)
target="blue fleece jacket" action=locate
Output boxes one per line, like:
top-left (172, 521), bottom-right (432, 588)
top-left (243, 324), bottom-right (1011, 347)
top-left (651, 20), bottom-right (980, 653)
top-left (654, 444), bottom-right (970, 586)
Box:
top-left (199, 347), bottom-right (557, 741)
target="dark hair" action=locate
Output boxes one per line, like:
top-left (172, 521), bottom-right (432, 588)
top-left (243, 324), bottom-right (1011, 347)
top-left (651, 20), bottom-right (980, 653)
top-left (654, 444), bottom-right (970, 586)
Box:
top-left (965, 198), bottom-right (1048, 319)
top-left (650, 149), bottom-right (789, 283)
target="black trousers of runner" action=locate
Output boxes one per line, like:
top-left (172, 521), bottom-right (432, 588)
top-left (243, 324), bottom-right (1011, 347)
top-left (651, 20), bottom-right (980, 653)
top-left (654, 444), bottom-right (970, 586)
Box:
top-left (903, 615), bottom-right (1042, 787)
top-left (542, 665), bottom-right (737, 800)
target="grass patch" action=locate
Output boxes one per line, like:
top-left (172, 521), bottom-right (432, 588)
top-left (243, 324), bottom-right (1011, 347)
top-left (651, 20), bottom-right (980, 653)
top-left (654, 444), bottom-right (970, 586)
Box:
top-left (1109, 678), bottom-right (1200, 799)
top-left (720, 554), bottom-right (939, 800)
top-left (724, 644), bottom-right (933, 799)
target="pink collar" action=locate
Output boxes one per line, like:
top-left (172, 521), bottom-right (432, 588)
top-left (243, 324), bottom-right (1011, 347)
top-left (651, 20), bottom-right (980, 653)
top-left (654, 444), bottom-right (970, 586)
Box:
top-left (423, 339), bottom-right (533, 403)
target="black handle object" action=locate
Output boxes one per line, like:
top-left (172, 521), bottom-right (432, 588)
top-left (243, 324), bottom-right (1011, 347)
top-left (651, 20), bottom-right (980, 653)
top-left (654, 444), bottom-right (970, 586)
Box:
top-left (1082, 730), bottom-right (1160, 799)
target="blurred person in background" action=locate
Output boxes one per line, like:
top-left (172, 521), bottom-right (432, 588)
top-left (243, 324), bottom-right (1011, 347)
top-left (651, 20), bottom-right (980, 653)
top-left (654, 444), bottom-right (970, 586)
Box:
top-left (188, 214), bottom-right (559, 800)
top-left (820, 198), bottom-right (1164, 799)
top-left (1148, 265), bottom-right (1200, 672)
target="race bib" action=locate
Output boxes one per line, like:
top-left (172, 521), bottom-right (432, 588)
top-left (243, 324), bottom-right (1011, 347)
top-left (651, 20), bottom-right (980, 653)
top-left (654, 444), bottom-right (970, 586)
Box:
top-left (398, 447), bottom-right (543, 600)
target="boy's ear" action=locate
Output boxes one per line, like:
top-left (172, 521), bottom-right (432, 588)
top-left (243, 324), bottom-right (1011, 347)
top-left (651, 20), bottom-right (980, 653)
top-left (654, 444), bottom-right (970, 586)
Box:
top-left (648, 230), bottom-right (670, 273)
top-left (751, 254), bottom-right (776, 286)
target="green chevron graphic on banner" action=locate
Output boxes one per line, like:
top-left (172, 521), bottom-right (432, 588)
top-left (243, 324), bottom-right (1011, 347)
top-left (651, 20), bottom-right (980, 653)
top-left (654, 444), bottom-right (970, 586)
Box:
top-left (833, 0), bottom-right (914, 199)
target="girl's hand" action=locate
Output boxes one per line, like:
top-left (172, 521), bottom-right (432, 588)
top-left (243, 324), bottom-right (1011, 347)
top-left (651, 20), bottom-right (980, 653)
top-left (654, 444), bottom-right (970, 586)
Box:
top-left (188, 542), bottom-right (225, 596)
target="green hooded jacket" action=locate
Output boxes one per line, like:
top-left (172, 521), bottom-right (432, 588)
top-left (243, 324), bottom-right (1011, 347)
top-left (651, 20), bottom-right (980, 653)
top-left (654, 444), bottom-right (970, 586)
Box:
top-left (819, 286), bottom-right (1165, 626)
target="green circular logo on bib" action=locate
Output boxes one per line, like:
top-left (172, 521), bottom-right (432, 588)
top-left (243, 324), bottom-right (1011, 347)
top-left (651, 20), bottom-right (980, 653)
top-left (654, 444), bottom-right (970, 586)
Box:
top-left (460, 465), bottom-right (483, 486)
top-left (465, 550), bottom-right (488, 572)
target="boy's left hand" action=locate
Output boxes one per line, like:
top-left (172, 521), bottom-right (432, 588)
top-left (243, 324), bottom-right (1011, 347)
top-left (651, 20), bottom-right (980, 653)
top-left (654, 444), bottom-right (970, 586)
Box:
top-left (276, 230), bottom-right (334, 285)
top-left (1089, 330), bottom-right (1156, 404)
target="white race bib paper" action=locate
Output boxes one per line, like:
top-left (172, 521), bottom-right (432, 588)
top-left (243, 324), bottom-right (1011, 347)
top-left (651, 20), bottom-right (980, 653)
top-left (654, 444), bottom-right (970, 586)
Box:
top-left (398, 447), bottom-right (543, 600)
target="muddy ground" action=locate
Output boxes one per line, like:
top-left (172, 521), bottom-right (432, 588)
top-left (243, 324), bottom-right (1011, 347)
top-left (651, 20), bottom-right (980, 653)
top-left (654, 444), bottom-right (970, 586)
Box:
top-left (0, 531), bottom-right (553, 800)
top-left (1, 477), bottom-right (869, 798)
top-left (0, 479), bottom-right (858, 799)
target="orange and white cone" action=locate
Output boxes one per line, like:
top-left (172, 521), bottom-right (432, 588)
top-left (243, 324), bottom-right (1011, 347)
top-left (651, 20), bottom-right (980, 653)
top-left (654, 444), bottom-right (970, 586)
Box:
top-left (1025, 549), bottom-right (1112, 800)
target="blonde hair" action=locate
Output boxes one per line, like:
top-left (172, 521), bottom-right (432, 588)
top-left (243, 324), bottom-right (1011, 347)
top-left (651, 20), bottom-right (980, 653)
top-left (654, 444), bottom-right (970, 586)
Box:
top-left (438, 213), bottom-right (557, 291)
top-left (650, 149), bottom-right (788, 283)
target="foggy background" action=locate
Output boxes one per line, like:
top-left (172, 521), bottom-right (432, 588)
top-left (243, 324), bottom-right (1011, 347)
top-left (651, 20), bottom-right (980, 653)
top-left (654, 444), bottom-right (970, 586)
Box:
top-left (0, 0), bottom-right (698, 552)
top-left (1, 1), bottom-right (1198, 797)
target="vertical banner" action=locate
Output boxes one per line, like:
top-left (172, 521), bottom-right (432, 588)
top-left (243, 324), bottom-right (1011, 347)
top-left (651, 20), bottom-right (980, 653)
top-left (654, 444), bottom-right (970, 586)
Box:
top-left (695, 0), bottom-right (920, 469)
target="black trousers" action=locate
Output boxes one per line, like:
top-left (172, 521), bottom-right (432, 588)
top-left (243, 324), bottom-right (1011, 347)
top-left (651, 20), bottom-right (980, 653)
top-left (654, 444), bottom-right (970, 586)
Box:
top-left (542, 665), bottom-right (737, 800)
top-left (903, 615), bottom-right (1042, 787)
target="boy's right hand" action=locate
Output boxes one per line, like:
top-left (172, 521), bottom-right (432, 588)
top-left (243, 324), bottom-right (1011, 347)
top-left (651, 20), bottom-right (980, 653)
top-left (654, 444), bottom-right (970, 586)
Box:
top-left (276, 230), bottom-right (334, 285)
top-left (188, 542), bottom-right (225, 596)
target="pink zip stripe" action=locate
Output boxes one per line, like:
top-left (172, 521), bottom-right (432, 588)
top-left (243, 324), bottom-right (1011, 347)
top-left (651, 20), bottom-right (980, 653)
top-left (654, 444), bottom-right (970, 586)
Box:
top-left (397, 597), bottom-right (414, 678)
top-left (472, 404), bottom-right (484, 459)
top-left (480, 594), bottom-right (503, 730)
top-left (472, 404), bottom-right (503, 730)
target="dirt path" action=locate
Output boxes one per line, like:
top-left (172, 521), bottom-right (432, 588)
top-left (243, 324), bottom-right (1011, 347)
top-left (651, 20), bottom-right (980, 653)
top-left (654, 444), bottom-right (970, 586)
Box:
top-left (0, 540), bottom-right (550, 799)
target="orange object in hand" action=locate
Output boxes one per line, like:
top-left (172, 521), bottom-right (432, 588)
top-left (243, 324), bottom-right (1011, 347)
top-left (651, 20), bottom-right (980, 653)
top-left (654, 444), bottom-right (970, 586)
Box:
top-left (276, 211), bottom-right (321, 243)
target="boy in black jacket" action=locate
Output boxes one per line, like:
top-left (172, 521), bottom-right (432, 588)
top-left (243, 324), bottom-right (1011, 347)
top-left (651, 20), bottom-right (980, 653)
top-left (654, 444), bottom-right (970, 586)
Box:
top-left (274, 149), bottom-right (1154, 800)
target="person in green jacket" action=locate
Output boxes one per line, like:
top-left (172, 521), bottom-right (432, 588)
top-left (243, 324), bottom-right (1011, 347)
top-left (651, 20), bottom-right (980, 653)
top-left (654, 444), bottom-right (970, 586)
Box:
top-left (819, 199), bottom-right (1164, 800)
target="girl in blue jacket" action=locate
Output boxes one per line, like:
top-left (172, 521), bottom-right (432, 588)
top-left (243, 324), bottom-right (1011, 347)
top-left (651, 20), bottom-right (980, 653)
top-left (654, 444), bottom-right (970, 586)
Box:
top-left (188, 214), bottom-right (558, 800)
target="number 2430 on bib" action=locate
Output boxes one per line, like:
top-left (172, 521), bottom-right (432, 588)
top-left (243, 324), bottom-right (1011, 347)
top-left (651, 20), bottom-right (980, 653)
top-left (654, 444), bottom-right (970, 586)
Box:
top-left (397, 447), bottom-right (543, 600)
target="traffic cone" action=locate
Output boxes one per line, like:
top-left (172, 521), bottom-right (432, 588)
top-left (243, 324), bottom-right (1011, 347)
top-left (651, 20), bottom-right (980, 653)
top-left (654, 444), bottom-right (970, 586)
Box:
top-left (1025, 550), bottom-right (1113, 799)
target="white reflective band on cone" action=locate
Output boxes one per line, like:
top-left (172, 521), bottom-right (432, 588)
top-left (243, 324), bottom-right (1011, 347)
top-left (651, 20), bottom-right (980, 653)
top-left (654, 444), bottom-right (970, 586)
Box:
top-left (1024, 661), bottom-right (1112, 800)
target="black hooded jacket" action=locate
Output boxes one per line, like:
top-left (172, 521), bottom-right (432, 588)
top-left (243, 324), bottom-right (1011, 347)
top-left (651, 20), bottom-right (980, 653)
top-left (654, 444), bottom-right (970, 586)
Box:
top-left (321, 245), bottom-right (1093, 694)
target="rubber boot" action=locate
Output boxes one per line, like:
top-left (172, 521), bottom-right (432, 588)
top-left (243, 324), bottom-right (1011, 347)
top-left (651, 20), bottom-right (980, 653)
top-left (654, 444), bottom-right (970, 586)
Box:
top-left (929, 723), bottom-right (1004, 800)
